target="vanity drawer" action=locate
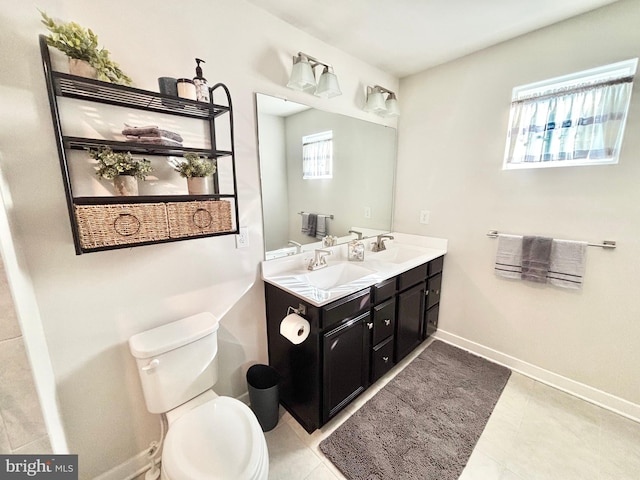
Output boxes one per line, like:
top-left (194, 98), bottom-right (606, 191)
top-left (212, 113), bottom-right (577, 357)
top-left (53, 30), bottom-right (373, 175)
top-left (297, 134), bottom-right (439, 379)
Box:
top-left (322, 288), bottom-right (371, 330)
top-left (372, 298), bottom-right (396, 345)
top-left (397, 263), bottom-right (428, 291)
top-left (428, 256), bottom-right (444, 277)
top-left (371, 336), bottom-right (394, 383)
top-left (371, 278), bottom-right (395, 304)
top-left (427, 273), bottom-right (442, 310)
top-left (425, 304), bottom-right (439, 339)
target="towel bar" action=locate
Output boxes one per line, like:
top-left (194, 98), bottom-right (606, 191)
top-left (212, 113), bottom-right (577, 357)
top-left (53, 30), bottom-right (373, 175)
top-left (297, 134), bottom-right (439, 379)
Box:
top-left (298, 211), bottom-right (334, 219)
top-left (487, 230), bottom-right (616, 249)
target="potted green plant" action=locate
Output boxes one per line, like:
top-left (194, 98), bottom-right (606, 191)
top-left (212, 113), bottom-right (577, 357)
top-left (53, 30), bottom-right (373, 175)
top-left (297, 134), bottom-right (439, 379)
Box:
top-left (40, 11), bottom-right (132, 85)
top-left (171, 153), bottom-right (217, 195)
top-left (88, 146), bottom-right (153, 196)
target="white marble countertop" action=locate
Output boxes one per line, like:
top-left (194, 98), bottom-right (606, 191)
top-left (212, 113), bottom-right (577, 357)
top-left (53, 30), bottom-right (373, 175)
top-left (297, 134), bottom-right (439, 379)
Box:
top-left (261, 233), bottom-right (448, 307)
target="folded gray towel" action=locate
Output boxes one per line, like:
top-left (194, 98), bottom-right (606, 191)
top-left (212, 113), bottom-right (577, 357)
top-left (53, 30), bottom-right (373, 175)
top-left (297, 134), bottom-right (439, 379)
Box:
top-left (521, 236), bottom-right (552, 283)
top-left (548, 239), bottom-right (587, 289)
top-left (122, 125), bottom-right (184, 143)
top-left (494, 234), bottom-right (522, 279)
top-left (126, 135), bottom-right (183, 147)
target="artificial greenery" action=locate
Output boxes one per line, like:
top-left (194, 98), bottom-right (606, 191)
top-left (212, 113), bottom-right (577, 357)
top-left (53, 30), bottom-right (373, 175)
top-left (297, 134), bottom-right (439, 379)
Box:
top-left (88, 147), bottom-right (153, 181)
top-left (173, 153), bottom-right (217, 178)
top-left (40, 11), bottom-right (132, 86)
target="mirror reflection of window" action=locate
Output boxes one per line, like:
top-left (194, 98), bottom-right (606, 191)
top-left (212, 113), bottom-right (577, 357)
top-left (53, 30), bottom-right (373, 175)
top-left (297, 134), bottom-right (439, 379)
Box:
top-left (303, 131), bottom-right (333, 179)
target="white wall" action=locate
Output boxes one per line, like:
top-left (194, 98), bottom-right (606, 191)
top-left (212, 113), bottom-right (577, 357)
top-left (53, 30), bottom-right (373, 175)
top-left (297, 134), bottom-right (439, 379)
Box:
top-left (395, 0), bottom-right (640, 412)
top-left (0, 1), bottom-right (397, 478)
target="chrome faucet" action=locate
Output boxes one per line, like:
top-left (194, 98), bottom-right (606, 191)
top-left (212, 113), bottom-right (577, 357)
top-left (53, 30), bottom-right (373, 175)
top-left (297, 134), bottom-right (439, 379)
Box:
top-left (308, 249), bottom-right (332, 270)
top-left (371, 234), bottom-right (394, 252)
top-left (288, 240), bottom-right (302, 254)
top-left (348, 229), bottom-right (363, 240)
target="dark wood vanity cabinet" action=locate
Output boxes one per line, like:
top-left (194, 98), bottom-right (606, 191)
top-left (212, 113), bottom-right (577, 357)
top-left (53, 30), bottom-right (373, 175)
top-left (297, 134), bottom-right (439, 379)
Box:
top-left (264, 255), bottom-right (444, 433)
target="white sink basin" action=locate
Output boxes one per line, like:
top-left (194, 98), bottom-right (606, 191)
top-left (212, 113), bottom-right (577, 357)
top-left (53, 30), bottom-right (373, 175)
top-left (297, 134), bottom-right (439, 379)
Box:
top-left (301, 263), bottom-right (375, 290)
top-left (368, 245), bottom-right (428, 264)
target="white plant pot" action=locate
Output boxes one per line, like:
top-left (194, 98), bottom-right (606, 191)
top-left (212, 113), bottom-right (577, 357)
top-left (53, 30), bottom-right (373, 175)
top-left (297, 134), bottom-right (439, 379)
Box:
top-left (68, 58), bottom-right (98, 79)
top-left (114, 176), bottom-right (138, 196)
top-left (187, 177), bottom-right (210, 195)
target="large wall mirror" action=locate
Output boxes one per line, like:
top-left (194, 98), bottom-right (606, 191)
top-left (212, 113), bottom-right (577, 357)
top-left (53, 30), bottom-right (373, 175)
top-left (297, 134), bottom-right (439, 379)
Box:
top-left (256, 93), bottom-right (397, 260)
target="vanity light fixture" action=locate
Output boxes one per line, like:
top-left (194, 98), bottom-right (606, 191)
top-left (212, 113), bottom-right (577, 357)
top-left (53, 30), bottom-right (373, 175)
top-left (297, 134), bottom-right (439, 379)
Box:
top-left (287, 52), bottom-right (342, 98)
top-left (364, 85), bottom-right (400, 117)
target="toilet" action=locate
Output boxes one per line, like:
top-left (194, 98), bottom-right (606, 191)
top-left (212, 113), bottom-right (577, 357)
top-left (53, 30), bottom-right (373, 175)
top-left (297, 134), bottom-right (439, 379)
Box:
top-left (129, 312), bottom-right (269, 480)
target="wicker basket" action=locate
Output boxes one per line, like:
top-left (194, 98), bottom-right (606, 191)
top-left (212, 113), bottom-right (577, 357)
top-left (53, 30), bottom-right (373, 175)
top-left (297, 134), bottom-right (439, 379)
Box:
top-left (166, 200), bottom-right (233, 238)
top-left (74, 203), bottom-right (169, 249)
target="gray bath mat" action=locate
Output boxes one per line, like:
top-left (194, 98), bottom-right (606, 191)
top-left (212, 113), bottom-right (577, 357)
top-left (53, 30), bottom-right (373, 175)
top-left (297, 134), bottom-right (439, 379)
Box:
top-left (319, 340), bottom-right (511, 480)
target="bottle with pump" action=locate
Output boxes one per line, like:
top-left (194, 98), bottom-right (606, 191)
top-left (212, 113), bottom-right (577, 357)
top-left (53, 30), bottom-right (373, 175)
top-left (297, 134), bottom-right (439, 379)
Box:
top-left (193, 58), bottom-right (210, 103)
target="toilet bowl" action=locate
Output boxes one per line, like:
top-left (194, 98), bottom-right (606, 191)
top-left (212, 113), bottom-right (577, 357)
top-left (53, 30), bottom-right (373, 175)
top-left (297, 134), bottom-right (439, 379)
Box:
top-left (162, 396), bottom-right (268, 480)
top-left (129, 312), bottom-right (269, 480)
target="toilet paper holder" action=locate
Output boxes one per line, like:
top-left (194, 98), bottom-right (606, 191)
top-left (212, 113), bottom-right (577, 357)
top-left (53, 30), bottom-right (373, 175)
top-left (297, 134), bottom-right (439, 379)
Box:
top-left (287, 304), bottom-right (307, 316)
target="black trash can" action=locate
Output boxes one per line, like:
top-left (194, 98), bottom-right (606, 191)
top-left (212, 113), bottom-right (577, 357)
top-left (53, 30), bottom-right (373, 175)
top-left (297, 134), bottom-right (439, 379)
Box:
top-left (246, 364), bottom-right (280, 432)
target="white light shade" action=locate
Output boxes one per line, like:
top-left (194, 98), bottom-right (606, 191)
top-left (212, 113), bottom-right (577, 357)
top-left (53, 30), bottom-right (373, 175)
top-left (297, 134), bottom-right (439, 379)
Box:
top-left (364, 89), bottom-right (386, 113)
top-left (315, 67), bottom-right (341, 98)
top-left (287, 56), bottom-right (316, 92)
top-left (384, 93), bottom-right (400, 117)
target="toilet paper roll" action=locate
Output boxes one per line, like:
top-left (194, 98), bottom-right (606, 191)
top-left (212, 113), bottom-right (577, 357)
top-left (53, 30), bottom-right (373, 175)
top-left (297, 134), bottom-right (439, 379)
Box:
top-left (279, 313), bottom-right (310, 345)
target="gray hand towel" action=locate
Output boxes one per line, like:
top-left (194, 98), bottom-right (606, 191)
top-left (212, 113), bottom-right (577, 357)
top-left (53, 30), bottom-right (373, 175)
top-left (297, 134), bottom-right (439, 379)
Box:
top-left (548, 239), bottom-right (587, 289)
top-left (301, 213), bottom-right (310, 235)
top-left (521, 236), bottom-right (552, 283)
top-left (494, 234), bottom-right (523, 279)
top-left (315, 215), bottom-right (327, 239)
top-left (306, 213), bottom-right (318, 237)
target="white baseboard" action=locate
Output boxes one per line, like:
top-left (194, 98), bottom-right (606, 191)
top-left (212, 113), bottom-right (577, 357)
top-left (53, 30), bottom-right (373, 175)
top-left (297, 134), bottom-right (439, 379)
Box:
top-left (433, 329), bottom-right (640, 423)
top-left (94, 449), bottom-right (158, 480)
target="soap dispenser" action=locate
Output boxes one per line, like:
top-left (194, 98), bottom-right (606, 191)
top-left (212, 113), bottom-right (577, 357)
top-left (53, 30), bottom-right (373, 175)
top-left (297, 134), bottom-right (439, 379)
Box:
top-left (347, 239), bottom-right (365, 262)
top-left (193, 58), bottom-right (210, 103)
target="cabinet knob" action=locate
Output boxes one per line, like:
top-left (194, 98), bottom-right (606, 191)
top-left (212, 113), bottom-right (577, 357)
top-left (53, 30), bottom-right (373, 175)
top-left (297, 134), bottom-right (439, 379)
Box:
top-left (384, 318), bottom-right (391, 326)
top-left (425, 290), bottom-right (429, 296)
top-left (382, 356), bottom-right (389, 363)
top-left (367, 322), bottom-right (374, 330)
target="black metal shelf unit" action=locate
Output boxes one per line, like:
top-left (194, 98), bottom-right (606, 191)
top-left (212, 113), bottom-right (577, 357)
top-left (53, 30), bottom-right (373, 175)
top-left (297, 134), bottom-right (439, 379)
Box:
top-left (39, 35), bottom-right (240, 254)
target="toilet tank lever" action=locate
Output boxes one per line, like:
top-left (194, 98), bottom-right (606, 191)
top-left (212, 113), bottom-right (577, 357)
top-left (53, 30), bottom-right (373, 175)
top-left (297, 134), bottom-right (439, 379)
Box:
top-left (141, 359), bottom-right (160, 371)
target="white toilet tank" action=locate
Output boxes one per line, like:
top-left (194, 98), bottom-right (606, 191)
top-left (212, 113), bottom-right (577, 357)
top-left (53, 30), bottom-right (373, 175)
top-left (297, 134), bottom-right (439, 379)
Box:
top-left (129, 312), bottom-right (220, 414)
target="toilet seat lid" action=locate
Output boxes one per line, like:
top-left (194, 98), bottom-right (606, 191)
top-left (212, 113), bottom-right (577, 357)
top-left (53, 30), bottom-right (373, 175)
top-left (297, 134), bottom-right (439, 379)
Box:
top-left (163, 396), bottom-right (266, 480)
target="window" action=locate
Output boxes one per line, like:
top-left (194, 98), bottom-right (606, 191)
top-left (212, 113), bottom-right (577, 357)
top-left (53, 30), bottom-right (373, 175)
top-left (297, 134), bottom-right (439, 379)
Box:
top-left (302, 131), bottom-right (333, 179)
top-left (503, 59), bottom-right (637, 169)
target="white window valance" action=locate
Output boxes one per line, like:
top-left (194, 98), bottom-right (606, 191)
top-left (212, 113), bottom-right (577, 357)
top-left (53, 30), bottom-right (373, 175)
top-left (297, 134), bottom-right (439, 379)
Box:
top-left (504, 59), bottom-right (637, 169)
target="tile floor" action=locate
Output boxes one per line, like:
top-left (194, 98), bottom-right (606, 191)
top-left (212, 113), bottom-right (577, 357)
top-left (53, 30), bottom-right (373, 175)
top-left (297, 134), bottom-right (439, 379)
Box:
top-left (264, 339), bottom-right (640, 480)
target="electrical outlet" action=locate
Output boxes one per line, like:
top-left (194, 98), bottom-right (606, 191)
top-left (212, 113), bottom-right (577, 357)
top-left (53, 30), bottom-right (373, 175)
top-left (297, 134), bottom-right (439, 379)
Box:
top-left (236, 226), bottom-right (249, 248)
top-left (364, 206), bottom-right (372, 219)
top-left (419, 210), bottom-right (430, 225)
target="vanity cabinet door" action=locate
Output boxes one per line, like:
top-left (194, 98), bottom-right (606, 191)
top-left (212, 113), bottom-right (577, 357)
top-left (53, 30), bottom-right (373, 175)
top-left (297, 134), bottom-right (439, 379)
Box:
top-left (372, 298), bottom-right (396, 345)
top-left (395, 282), bottom-right (426, 362)
top-left (322, 311), bottom-right (370, 423)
